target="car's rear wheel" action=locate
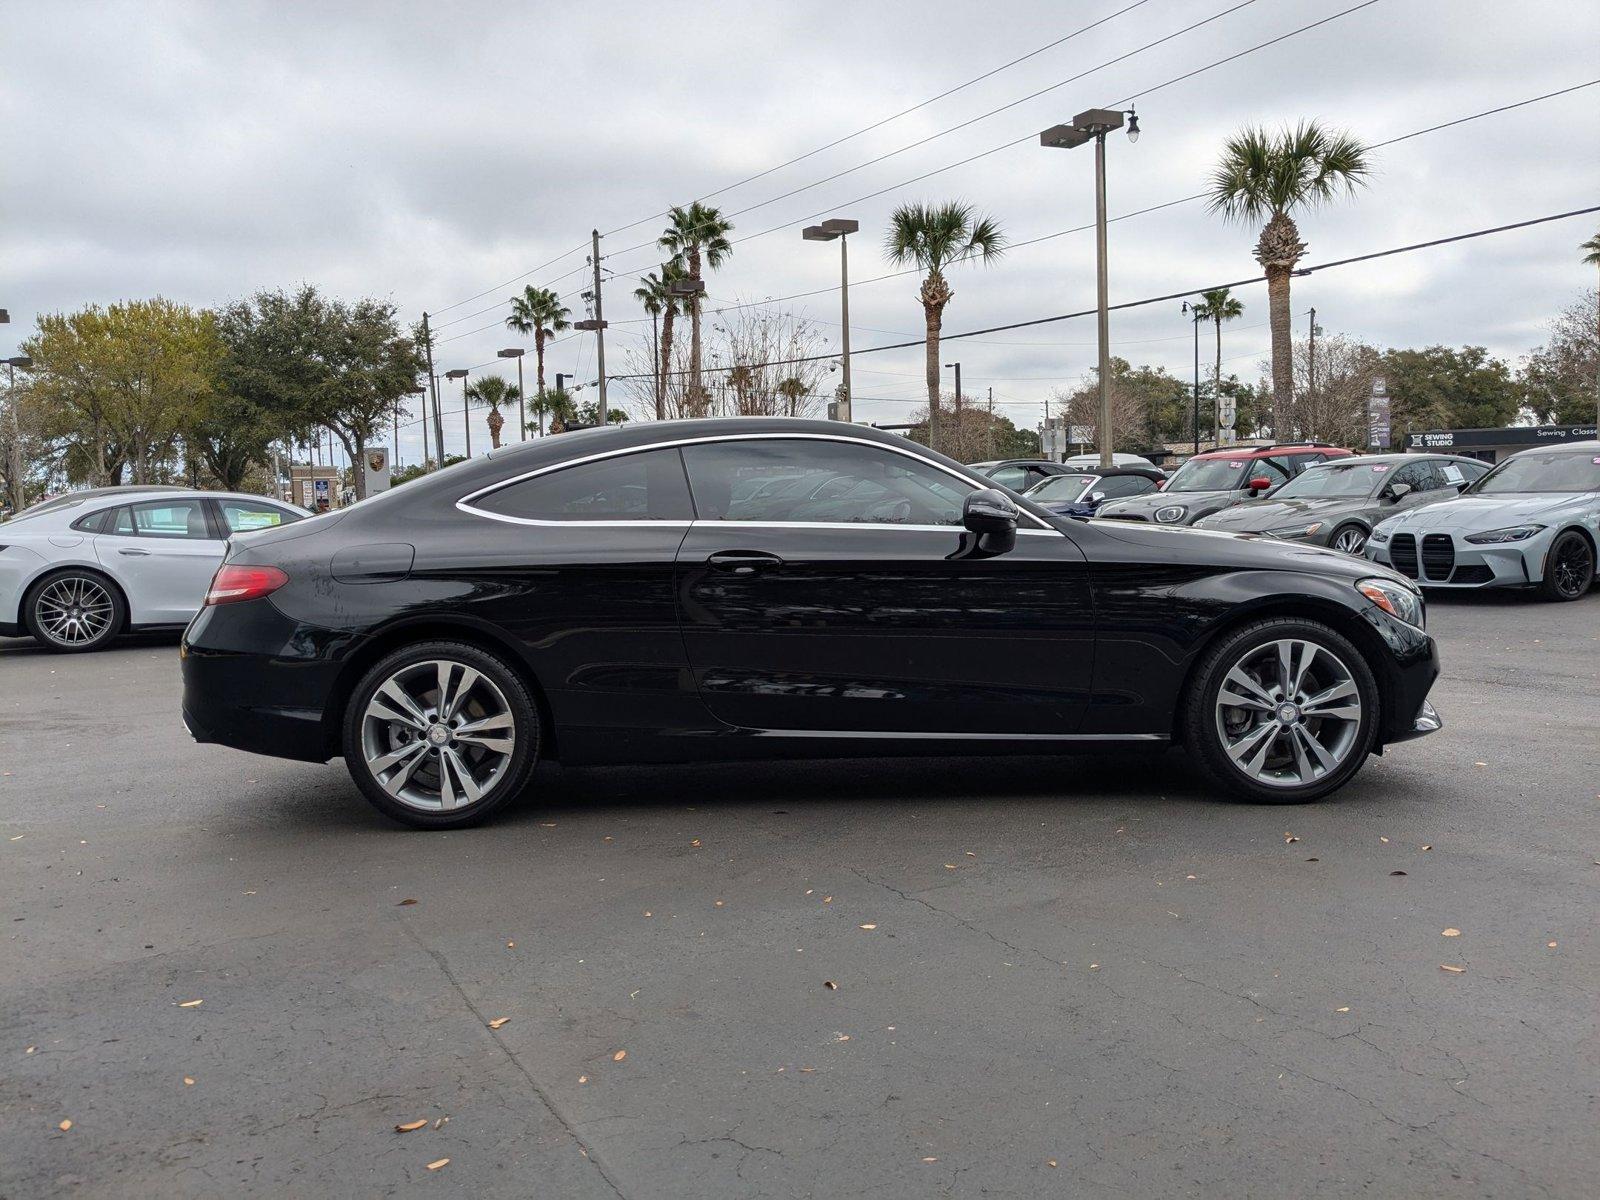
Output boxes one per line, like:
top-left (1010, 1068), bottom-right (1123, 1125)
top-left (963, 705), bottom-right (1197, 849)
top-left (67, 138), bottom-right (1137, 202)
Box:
top-left (342, 641), bottom-right (540, 829)
top-left (23, 569), bottom-right (125, 653)
top-left (1183, 618), bottom-right (1379, 803)
top-left (1539, 531), bottom-right (1594, 602)
top-left (1330, 523), bottom-right (1367, 555)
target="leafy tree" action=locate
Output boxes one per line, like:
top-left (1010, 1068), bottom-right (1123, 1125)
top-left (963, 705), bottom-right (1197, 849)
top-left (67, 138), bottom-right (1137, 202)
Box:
top-left (1523, 289), bottom-right (1599, 425)
top-left (1380, 345), bottom-right (1521, 442)
top-left (658, 203), bottom-right (734, 415)
top-left (884, 201), bottom-right (1005, 450)
top-left (464, 376), bottom-right (519, 449)
top-left (1190, 288), bottom-right (1244, 441)
top-left (1208, 122), bottom-right (1371, 433)
top-left (505, 286), bottom-right (570, 433)
top-left (1053, 358), bottom-right (1189, 452)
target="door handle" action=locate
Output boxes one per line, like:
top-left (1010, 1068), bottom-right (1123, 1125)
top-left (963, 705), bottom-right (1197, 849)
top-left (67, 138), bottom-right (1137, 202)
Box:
top-left (117, 547), bottom-right (151, 557)
top-left (706, 550), bottom-right (784, 576)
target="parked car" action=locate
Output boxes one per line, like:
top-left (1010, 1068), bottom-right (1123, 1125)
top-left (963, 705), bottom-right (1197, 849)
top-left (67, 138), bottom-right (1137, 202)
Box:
top-left (967, 459), bottom-right (1081, 493)
top-left (1097, 442), bottom-right (1354, 525)
top-left (1364, 440), bottom-right (1600, 600)
top-left (181, 418), bottom-right (1441, 829)
top-left (0, 487), bottom-right (309, 651)
top-left (1024, 467), bottom-right (1166, 518)
top-left (1060, 452), bottom-right (1159, 471)
top-left (1194, 454), bottom-right (1489, 553)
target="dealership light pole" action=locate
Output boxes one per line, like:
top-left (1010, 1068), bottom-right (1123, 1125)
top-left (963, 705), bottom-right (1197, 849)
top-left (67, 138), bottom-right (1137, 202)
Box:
top-left (498, 348), bottom-right (527, 440)
top-left (1041, 105), bottom-right (1140, 469)
top-left (1181, 300), bottom-right (1202, 455)
top-left (802, 218), bottom-right (859, 423)
top-left (944, 361), bottom-right (962, 446)
top-left (5, 353), bottom-right (32, 513)
top-left (445, 368), bottom-right (470, 458)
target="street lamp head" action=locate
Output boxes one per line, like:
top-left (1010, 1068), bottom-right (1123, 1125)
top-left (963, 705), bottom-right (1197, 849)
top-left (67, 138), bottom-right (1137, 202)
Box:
top-left (1072, 108), bottom-right (1125, 134)
top-left (6, 355), bottom-right (33, 368)
top-left (573, 318), bottom-right (608, 331)
top-left (820, 218), bottom-right (859, 236)
top-left (444, 369), bottom-right (468, 380)
top-left (406, 385), bottom-right (427, 395)
top-left (1040, 123), bottom-right (1093, 150)
top-left (1125, 108), bottom-right (1140, 142)
top-left (802, 225), bottom-right (833, 241)
top-left (497, 348), bottom-right (524, 359)
top-left (667, 279), bottom-right (705, 296)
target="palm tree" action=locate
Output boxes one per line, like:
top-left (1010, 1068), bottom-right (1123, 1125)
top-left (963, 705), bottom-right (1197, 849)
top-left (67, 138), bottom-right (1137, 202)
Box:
top-left (505, 286), bottom-right (571, 434)
top-left (634, 263), bottom-right (687, 420)
top-left (776, 376), bottom-right (807, 417)
top-left (884, 201), bottom-right (1005, 445)
top-left (1191, 287), bottom-right (1244, 443)
top-left (1208, 122), bottom-right (1370, 436)
top-left (464, 376), bottom-right (519, 450)
top-left (658, 203), bottom-right (733, 415)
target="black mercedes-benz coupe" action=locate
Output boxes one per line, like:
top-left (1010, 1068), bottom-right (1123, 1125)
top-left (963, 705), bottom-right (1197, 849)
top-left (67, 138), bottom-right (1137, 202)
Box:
top-left (181, 419), bottom-right (1441, 829)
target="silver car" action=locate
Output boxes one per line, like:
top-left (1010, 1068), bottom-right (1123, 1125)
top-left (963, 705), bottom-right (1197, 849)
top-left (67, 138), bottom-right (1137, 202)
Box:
top-left (1364, 441), bottom-right (1599, 601)
top-left (0, 487), bottom-right (308, 651)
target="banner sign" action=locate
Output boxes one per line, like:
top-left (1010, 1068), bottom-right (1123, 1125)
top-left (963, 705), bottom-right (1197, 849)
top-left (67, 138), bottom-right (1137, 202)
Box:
top-left (1369, 378), bottom-right (1392, 450)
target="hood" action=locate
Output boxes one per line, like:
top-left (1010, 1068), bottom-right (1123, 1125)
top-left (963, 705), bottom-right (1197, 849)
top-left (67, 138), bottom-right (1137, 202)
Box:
top-left (1376, 492), bottom-right (1594, 534)
top-left (1091, 518), bottom-right (1405, 587)
top-left (1198, 496), bottom-right (1354, 532)
top-left (1096, 488), bottom-right (1242, 522)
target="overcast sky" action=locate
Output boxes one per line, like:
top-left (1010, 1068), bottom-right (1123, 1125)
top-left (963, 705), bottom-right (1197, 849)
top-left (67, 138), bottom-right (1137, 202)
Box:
top-left (5, 0), bottom-right (1597, 463)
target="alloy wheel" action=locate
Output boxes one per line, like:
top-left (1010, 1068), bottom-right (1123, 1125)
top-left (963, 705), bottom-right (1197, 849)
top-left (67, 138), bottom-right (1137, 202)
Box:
top-left (359, 659), bottom-right (515, 813)
top-left (1550, 536), bottom-right (1593, 598)
top-left (34, 577), bottom-right (116, 647)
top-left (1213, 638), bottom-right (1363, 788)
top-left (1332, 527), bottom-right (1367, 555)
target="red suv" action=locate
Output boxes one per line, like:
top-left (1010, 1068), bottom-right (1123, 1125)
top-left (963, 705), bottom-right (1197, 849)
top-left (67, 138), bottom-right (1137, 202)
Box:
top-left (1096, 442), bottom-right (1355, 524)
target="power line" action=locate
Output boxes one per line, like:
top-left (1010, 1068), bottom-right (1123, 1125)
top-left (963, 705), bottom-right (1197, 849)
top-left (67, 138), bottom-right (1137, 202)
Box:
top-left (603, 204), bottom-right (1600, 381)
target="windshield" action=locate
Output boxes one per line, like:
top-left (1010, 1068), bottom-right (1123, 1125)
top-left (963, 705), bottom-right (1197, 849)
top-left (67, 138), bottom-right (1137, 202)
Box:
top-left (1027, 474), bottom-right (1095, 502)
top-left (1272, 462), bottom-right (1391, 499)
top-left (1164, 457), bottom-right (1255, 492)
top-left (1470, 451), bottom-right (1600, 495)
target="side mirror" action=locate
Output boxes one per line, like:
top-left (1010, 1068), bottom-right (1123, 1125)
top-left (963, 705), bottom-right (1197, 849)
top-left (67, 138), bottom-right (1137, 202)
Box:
top-left (1386, 482), bottom-right (1413, 501)
top-left (963, 488), bottom-right (1018, 552)
top-left (1247, 476), bottom-right (1273, 493)
top-left (1087, 491), bottom-right (1106, 505)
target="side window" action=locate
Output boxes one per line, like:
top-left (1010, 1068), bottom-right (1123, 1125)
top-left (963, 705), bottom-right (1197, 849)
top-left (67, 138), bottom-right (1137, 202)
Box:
top-left (988, 466), bottom-right (1030, 491)
top-left (1251, 459), bottom-right (1291, 486)
top-left (72, 508), bottom-right (115, 533)
top-left (472, 448), bottom-right (694, 521)
top-left (216, 501), bottom-right (299, 533)
top-left (681, 439), bottom-right (973, 526)
top-left (1097, 475), bottom-right (1155, 498)
top-left (111, 500), bottom-right (213, 540)
top-left (1390, 461), bottom-right (1435, 492)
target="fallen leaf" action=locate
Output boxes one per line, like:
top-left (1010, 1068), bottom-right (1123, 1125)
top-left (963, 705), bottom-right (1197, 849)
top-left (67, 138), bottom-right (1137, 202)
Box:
top-left (183, 1077), bottom-right (195, 1086)
top-left (488, 1017), bottom-right (510, 1030)
top-left (1047, 1159), bottom-right (1059, 1168)
top-left (1379, 836), bottom-right (1389, 844)
top-left (1336, 1006), bottom-right (1350, 1013)
top-left (1285, 834), bottom-right (1300, 844)
top-left (1390, 870), bottom-right (1407, 876)
top-left (823, 980), bottom-right (838, 990)
top-left (58, 1119), bottom-right (72, 1131)
top-left (177, 999), bottom-right (203, 1008)
top-left (434, 1117), bottom-right (447, 1130)
top-left (426, 1158), bottom-right (450, 1171)
top-left (578, 1075), bottom-right (588, 1084)
top-left (1439, 964), bottom-right (1466, 974)
top-left (1473, 761), bottom-right (1487, 767)
top-left (26, 1046), bottom-right (35, 1054)
top-left (1441, 928), bottom-right (1461, 938)
top-left (690, 838), bottom-right (701, 847)
top-left (643, 911), bottom-right (652, 918)
top-left (395, 1119), bottom-right (428, 1133)
top-left (1305, 857), bottom-right (1320, 862)
top-left (804, 889), bottom-right (813, 895)
top-left (822, 896), bottom-right (832, 904)
top-left (799, 1066), bottom-right (816, 1072)
top-left (8, 835), bottom-right (22, 841)
top-left (612, 1050), bottom-right (627, 1062)
top-left (714, 900), bottom-right (724, 907)
top-left (541, 822), bottom-right (556, 828)
top-left (1089, 963), bottom-right (1099, 970)
top-left (858, 923), bottom-right (877, 931)
top-left (1421, 844), bottom-right (1432, 851)
top-left (922, 1156), bottom-right (938, 1163)
top-left (944, 864), bottom-right (958, 870)
top-left (507, 941), bottom-right (515, 949)
top-left (1186, 874), bottom-right (1197, 880)
top-left (965, 851), bottom-right (976, 858)
top-left (1547, 941), bottom-right (1558, 949)
top-left (397, 898), bottom-right (418, 907)
top-left (834, 1033), bottom-right (851, 1042)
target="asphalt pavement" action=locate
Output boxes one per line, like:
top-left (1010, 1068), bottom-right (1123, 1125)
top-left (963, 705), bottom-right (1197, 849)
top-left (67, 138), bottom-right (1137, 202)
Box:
top-left (2, 591), bottom-right (1598, 1199)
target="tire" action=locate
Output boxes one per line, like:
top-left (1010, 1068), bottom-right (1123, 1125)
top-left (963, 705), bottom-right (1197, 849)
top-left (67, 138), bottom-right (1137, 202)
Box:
top-left (22, 569), bottom-right (126, 653)
top-left (1181, 617), bottom-right (1380, 804)
top-left (1538, 531), bottom-right (1594, 602)
top-left (342, 640), bottom-right (541, 829)
top-left (1329, 523), bottom-right (1367, 556)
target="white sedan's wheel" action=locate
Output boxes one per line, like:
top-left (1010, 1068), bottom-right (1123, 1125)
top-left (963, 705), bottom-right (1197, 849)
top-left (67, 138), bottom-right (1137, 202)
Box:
top-left (24, 571), bottom-right (125, 652)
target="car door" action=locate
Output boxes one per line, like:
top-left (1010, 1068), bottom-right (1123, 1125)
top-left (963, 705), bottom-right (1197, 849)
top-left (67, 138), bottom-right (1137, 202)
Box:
top-left (92, 498), bottom-right (227, 624)
top-left (674, 435), bottom-right (1095, 737)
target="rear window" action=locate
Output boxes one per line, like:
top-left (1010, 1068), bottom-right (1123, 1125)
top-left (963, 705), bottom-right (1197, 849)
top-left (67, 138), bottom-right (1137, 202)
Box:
top-left (472, 448), bottom-right (695, 521)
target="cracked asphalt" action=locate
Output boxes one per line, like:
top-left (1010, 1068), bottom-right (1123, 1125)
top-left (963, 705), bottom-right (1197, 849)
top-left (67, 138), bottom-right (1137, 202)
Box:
top-left (3, 590), bottom-right (1598, 1198)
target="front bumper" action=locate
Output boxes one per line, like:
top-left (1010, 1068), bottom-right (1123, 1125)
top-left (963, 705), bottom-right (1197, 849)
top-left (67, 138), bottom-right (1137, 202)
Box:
top-left (1366, 530), bottom-right (1541, 588)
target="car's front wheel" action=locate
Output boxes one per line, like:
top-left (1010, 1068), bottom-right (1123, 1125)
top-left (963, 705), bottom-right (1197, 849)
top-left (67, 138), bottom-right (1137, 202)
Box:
top-left (23, 569), bottom-right (125, 652)
top-left (1183, 618), bottom-right (1379, 803)
top-left (1329, 523), bottom-right (1367, 555)
top-left (1539, 531), bottom-right (1594, 602)
top-left (342, 641), bottom-right (540, 829)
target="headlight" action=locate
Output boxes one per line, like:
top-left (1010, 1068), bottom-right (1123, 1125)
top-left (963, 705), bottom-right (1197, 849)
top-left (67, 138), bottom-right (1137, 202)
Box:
top-left (1153, 505), bottom-right (1187, 524)
top-left (1266, 521), bottom-right (1323, 540)
top-left (1357, 577), bottom-right (1425, 630)
top-left (1368, 528), bottom-right (1390, 544)
top-left (1464, 524), bottom-right (1545, 544)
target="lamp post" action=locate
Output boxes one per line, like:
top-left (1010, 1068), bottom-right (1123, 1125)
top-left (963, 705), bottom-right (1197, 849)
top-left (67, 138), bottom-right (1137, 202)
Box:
top-left (1181, 301), bottom-right (1202, 455)
top-left (445, 369), bottom-right (470, 458)
top-left (401, 385), bottom-right (426, 469)
top-left (802, 218), bottom-right (859, 423)
top-left (666, 279), bottom-right (705, 419)
top-left (5, 354), bottom-right (33, 513)
top-left (497, 348), bottom-right (527, 440)
top-left (1041, 105), bottom-right (1140, 470)
top-left (943, 361), bottom-right (962, 453)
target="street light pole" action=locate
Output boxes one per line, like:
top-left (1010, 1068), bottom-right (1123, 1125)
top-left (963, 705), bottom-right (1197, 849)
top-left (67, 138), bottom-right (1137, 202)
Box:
top-left (498, 349), bottom-right (527, 440)
top-left (1041, 106), bottom-right (1139, 471)
top-left (1182, 301), bottom-right (1201, 455)
top-left (446, 369), bottom-right (470, 458)
top-left (944, 361), bottom-right (962, 451)
top-left (803, 219), bottom-right (860, 423)
top-left (5, 354), bottom-right (32, 513)
top-left (421, 312), bottom-right (446, 468)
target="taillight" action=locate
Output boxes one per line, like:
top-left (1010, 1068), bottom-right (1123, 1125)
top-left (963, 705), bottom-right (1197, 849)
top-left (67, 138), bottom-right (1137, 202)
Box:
top-left (204, 563), bottom-right (288, 606)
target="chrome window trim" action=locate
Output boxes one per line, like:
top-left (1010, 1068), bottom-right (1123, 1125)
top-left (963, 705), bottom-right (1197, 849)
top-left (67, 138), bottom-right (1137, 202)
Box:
top-left (455, 431), bottom-right (1056, 532)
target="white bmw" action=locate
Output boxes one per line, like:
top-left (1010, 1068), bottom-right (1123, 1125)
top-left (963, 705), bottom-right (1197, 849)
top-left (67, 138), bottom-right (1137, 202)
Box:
top-left (1365, 441), bottom-right (1599, 602)
top-left (0, 486), bottom-right (309, 652)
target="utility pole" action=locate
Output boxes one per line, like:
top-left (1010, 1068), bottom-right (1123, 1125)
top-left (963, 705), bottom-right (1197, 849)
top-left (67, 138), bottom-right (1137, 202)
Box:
top-left (1307, 306), bottom-right (1317, 435)
top-left (421, 312), bottom-right (445, 468)
top-left (573, 231), bottom-right (611, 423)
top-left (1093, 129), bottom-right (1112, 470)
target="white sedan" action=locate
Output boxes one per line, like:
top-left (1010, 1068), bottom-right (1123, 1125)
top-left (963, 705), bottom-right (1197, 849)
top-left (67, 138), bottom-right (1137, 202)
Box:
top-left (0, 486), bottom-right (309, 652)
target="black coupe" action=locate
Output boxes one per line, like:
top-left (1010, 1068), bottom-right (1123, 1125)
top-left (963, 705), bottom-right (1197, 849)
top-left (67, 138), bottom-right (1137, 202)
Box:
top-left (181, 419), bottom-right (1441, 828)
